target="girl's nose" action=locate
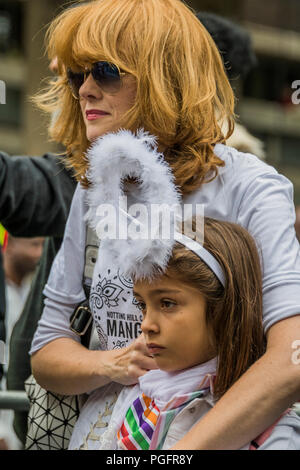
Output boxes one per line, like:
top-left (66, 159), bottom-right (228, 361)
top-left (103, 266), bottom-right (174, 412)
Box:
top-left (141, 311), bottom-right (160, 335)
top-left (79, 73), bottom-right (103, 100)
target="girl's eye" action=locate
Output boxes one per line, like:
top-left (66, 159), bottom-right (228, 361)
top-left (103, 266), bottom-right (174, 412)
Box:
top-left (161, 300), bottom-right (176, 309)
top-left (136, 301), bottom-right (146, 312)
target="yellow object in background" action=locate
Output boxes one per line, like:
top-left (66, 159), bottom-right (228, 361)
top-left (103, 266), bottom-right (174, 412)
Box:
top-left (0, 224), bottom-right (8, 251)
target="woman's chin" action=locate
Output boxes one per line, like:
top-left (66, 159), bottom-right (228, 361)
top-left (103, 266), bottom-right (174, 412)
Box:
top-left (86, 126), bottom-right (108, 142)
top-left (87, 130), bottom-right (117, 142)
top-left (87, 130), bottom-right (104, 142)
top-left (86, 122), bottom-right (122, 142)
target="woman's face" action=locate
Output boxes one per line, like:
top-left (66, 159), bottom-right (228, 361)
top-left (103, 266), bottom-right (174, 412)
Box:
top-left (134, 275), bottom-right (216, 372)
top-left (79, 73), bottom-right (137, 141)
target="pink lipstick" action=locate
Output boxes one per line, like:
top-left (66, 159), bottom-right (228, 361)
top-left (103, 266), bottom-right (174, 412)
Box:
top-left (86, 109), bottom-right (110, 120)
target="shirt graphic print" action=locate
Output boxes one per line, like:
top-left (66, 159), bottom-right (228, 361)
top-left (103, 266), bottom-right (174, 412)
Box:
top-left (90, 267), bottom-right (143, 350)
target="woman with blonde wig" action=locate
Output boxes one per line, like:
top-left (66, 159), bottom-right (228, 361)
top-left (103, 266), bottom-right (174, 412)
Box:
top-left (30, 0), bottom-right (300, 450)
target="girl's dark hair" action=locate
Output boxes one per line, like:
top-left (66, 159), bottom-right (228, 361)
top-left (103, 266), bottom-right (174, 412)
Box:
top-left (166, 217), bottom-right (265, 399)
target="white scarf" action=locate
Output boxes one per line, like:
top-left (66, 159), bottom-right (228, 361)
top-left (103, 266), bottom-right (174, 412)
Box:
top-left (98, 357), bottom-right (217, 450)
top-left (139, 357), bottom-right (217, 408)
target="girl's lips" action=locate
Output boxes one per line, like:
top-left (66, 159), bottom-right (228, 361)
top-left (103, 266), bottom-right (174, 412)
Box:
top-left (147, 344), bottom-right (165, 355)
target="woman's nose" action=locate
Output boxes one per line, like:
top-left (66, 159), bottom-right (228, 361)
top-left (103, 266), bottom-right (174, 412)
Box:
top-left (79, 73), bottom-right (103, 100)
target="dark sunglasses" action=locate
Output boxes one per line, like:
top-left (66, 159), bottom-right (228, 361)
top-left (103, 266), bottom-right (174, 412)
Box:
top-left (67, 61), bottom-right (126, 99)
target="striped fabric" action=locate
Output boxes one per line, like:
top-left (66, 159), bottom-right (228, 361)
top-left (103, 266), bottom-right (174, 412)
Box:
top-left (150, 390), bottom-right (205, 450)
top-left (117, 393), bottom-right (159, 450)
top-left (117, 389), bottom-right (207, 450)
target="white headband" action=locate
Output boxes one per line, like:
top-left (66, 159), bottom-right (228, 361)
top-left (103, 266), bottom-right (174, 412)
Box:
top-left (85, 129), bottom-right (225, 286)
top-left (174, 232), bottom-right (225, 287)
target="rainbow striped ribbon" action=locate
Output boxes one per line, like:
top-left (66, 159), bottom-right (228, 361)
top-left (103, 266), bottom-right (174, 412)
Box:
top-left (117, 389), bottom-right (207, 450)
top-left (117, 393), bottom-right (159, 450)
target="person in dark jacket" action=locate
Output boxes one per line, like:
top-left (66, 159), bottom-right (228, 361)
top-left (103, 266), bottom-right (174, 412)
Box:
top-left (0, 152), bottom-right (75, 237)
top-left (0, 152), bottom-right (76, 444)
top-left (0, 152), bottom-right (75, 376)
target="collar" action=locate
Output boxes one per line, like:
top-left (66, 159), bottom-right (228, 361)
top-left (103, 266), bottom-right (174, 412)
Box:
top-left (138, 357), bottom-right (217, 410)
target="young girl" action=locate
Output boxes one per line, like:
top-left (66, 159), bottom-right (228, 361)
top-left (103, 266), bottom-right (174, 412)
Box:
top-left (68, 217), bottom-right (300, 450)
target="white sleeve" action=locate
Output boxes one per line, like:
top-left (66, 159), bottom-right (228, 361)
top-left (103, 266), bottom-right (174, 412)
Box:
top-left (258, 411), bottom-right (300, 450)
top-left (237, 170), bottom-right (300, 332)
top-left (29, 183), bottom-right (87, 355)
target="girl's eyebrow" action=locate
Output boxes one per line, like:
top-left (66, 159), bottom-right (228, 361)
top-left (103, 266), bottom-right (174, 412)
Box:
top-left (133, 289), bottom-right (182, 297)
top-left (133, 291), bottom-right (142, 298)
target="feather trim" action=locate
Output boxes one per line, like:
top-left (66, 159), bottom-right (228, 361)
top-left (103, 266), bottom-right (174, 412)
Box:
top-left (85, 129), bottom-right (182, 280)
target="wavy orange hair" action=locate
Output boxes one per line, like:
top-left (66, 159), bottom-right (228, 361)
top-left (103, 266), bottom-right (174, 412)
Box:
top-left (34, 0), bottom-right (235, 193)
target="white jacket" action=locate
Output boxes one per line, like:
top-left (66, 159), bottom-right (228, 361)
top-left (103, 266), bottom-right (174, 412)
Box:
top-left (69, 360), bottom-right (300, 451)
top-left (97, 387), bottom-right (300, 451)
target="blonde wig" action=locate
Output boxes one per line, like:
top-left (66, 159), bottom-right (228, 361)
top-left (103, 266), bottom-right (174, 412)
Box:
top-left (35, 0), bottom-right (235, 193)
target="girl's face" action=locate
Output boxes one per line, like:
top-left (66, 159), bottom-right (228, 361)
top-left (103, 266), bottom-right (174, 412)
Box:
top-left (134, 275), bottom-right (216, 372)
top-left (79, 72), bottom-right (137, 141)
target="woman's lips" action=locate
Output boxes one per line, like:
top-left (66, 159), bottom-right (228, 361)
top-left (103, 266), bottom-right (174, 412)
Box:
top-left (147, 343), bottom-right (165, 355)
top-left (86, 109), bottom-right (110, 120)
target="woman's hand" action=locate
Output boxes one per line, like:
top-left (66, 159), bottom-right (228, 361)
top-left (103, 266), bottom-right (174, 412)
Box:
top-left (31, 335), bottom-right (158, 395)
top-left (102, 334), bottom-right (158, 385)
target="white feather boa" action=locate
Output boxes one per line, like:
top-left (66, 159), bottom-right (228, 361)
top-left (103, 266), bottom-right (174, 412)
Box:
top-left (84, 129), bottom-right (182, 280)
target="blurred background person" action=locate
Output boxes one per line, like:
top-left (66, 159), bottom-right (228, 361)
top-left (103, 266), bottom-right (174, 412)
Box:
top-left (197, 12), bottom-right (265, 160)
top-left (0, 234), bottom-right (44, 450)
top-left (3, 235), bottom-right (44, 367)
